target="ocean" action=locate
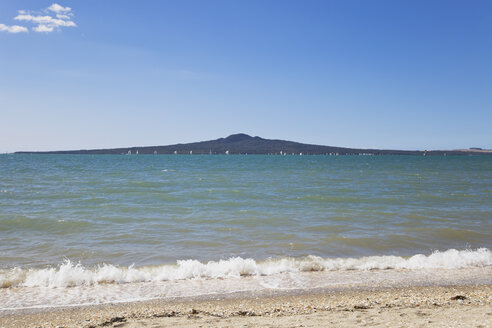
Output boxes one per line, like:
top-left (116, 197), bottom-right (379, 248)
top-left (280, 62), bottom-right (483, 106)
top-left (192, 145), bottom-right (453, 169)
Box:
top-left (1, 154), bottom-right (491, 310)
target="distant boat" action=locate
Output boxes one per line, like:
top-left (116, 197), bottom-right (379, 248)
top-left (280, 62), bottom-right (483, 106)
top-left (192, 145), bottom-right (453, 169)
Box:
top-left (190, 150), bottom-right (193, 155)
top-left (154, 150), bottom-right (157, 155)
top-left (174, 150), bottom-right (177, 154)
top-left (225, 150), bottom-right (229, 155)
top-left (127, 150), bottom-right (131, 155)
top-left (136, 150), bottom-right (139, 155)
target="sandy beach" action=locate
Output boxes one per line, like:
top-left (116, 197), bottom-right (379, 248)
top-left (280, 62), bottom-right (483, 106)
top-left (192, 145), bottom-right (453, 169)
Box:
top-left (1, 284), bottom-right (490, 328)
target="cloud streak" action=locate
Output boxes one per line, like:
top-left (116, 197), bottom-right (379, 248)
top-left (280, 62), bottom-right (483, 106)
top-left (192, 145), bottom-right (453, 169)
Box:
top-left (14, 14), bottom-right (77, 30)
top-left (1, 3), bottom-right (76, 34)
top-left (0, 23), bottom-right (28, 34)
top-left (48, 4), bottom-right (72, 14)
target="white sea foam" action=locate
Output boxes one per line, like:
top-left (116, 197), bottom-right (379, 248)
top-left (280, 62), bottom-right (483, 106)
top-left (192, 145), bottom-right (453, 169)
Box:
top-left (1, 248), bottom-right (490, 289)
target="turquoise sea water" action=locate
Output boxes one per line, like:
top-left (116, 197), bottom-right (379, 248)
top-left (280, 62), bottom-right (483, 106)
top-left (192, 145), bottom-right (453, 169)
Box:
top-left (0, 154), bottom-right (491, 309)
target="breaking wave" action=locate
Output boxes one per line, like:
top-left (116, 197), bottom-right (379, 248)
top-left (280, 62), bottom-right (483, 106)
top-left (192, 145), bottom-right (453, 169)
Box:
top-left (1, 248), bottom-right (490, 289)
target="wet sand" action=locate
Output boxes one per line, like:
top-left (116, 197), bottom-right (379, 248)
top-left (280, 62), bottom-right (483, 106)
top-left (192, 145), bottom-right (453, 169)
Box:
top-left (1, 284), bottom-right (491, 327)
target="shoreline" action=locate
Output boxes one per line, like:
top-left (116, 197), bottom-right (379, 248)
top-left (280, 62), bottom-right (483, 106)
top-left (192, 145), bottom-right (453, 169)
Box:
top-left (1, 284), bottom-right (491, 327)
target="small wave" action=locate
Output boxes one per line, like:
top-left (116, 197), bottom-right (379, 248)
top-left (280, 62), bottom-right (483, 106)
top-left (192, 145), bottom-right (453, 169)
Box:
top-left (1, 248), bottom-right (490, 288)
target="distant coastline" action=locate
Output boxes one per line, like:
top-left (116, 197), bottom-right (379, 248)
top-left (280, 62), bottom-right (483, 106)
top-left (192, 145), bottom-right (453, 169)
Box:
top-left (14, 133), bottom-right (492, 155)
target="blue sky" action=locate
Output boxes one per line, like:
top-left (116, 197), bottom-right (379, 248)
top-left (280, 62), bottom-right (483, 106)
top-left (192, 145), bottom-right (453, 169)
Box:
top-left (1, 0), bottom-right (491, 152)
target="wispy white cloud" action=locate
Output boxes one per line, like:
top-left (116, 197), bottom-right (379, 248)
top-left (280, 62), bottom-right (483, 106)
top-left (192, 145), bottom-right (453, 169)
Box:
top-left (0, 23), bottom-right (28, 33)
top-left (15, 14), bottom-right (76, 28)
top-left (56, 14), bottom-right (71, 20)
top-left (33, 24), bottom-right (55, 33)
top-left (48, 3), bottom-right (72, 14)
top-left (1, 3), bottom-right (76, 34)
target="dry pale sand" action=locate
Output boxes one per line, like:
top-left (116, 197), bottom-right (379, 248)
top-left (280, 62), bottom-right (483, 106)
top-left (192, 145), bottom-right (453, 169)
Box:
top-left (1, 285), bottom-right (491, 328)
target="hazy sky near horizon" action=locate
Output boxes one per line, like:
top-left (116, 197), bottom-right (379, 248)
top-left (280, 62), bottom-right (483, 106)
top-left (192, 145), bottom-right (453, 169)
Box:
top-left (1, 0), bottom-right (491, 152)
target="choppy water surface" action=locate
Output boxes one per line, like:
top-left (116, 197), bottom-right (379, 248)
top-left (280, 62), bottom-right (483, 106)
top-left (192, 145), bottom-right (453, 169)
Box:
top-left (1, 154), bottom-right (491, 309)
